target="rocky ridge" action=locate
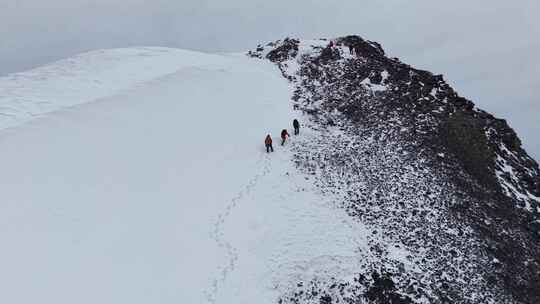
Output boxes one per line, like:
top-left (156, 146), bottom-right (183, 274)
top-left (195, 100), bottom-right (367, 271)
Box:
top-left (249, 36), bottom-right (540, 303)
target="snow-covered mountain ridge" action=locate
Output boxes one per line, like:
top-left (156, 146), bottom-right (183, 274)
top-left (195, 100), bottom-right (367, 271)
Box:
top-left (1, 36), bottom-right (539, 304)
top-left (250, 36), bottom-right (540, 303)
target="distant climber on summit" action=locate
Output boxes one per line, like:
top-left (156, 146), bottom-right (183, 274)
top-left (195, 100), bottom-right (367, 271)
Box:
top-left (280, 129), bottom-right (290, 146)
top-left (265, 134), bottom-right (274, 153)
top-left (293, 119), bottom-right (300, 135)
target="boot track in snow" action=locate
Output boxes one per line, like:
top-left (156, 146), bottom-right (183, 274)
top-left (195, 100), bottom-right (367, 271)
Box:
top-left (205, 153), bottom-right (272, 303)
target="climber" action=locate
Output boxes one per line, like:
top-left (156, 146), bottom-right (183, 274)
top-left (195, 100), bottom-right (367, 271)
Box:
top-left (348, 45), bottom-right (354, 55)
top-left (265, 134), bottom-right (274, 153)
top-left (293, 119), bottom-right (300, 135)
top-left (280, 129), bottom-right (290, 146)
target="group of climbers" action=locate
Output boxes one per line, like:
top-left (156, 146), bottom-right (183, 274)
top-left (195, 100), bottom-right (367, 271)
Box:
top-left (264, 119), bottom-right (300, 153)
top-left (327, 39), bottom-right (359, 57)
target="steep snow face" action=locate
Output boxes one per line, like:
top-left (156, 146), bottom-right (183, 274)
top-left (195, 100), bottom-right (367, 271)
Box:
top-left (0, 48), bottom-right (366, 304)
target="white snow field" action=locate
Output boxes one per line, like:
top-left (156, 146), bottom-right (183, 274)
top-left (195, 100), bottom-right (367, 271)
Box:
top-left (0, 48), bottom-right (367, 303)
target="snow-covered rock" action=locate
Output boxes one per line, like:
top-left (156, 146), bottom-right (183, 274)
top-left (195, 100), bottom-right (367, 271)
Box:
top-left (251, 35), bottom-right (540, 303)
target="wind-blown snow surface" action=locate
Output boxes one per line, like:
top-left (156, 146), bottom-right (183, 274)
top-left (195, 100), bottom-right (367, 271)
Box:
top-left (0, 48), bottom-right (366, 303)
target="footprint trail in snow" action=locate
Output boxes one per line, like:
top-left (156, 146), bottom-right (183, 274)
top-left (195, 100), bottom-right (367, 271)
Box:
top-left (205, 152), bottom-right (272, 303)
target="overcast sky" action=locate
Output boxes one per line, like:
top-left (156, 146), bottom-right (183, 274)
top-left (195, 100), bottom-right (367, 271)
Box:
top-left (1, 0), bottom-right (539, 159)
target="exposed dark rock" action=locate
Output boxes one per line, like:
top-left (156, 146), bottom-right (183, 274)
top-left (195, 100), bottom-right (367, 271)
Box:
top-left (337, 35), bottom-right (386, 59)
top-left (319, 295), bottom-right (332, 304)
top-left (438, 110), bottom-right (497, 189)
top-left (365, 272), bottom-right (413, 304)
top-left (266, 38), bottom-right (300, 63)
top-left (249, 35), bottom-right (540, 304)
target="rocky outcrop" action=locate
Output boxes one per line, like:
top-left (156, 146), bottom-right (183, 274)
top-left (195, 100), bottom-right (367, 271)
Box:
top-left (250, 36), bottom-right (540, 303)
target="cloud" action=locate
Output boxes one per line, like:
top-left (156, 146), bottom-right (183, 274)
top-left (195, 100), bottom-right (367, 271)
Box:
top-left (1, 0), bottom-right (538, 159)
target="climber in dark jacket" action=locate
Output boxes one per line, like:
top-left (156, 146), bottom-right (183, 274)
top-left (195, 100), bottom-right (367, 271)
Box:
top-left (280, 129), bottom-right (290, 146)
top-left (265, 134), bottom-right (274, 153)
top-left (293, 119), bottom-right (300, 135)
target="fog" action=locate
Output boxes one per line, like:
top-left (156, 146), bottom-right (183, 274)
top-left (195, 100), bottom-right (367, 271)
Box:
top-left (1, 0), bottom-right (539, 159)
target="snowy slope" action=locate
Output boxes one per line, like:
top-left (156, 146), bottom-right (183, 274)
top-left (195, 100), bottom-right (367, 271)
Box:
top-left (0, 47), bottom-right (232, 131)
top-left (0, 48), bottom-right (366, 303)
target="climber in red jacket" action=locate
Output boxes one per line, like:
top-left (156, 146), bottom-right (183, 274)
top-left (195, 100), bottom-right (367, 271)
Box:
top-left (280, 129), bottom-right (290, 146)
